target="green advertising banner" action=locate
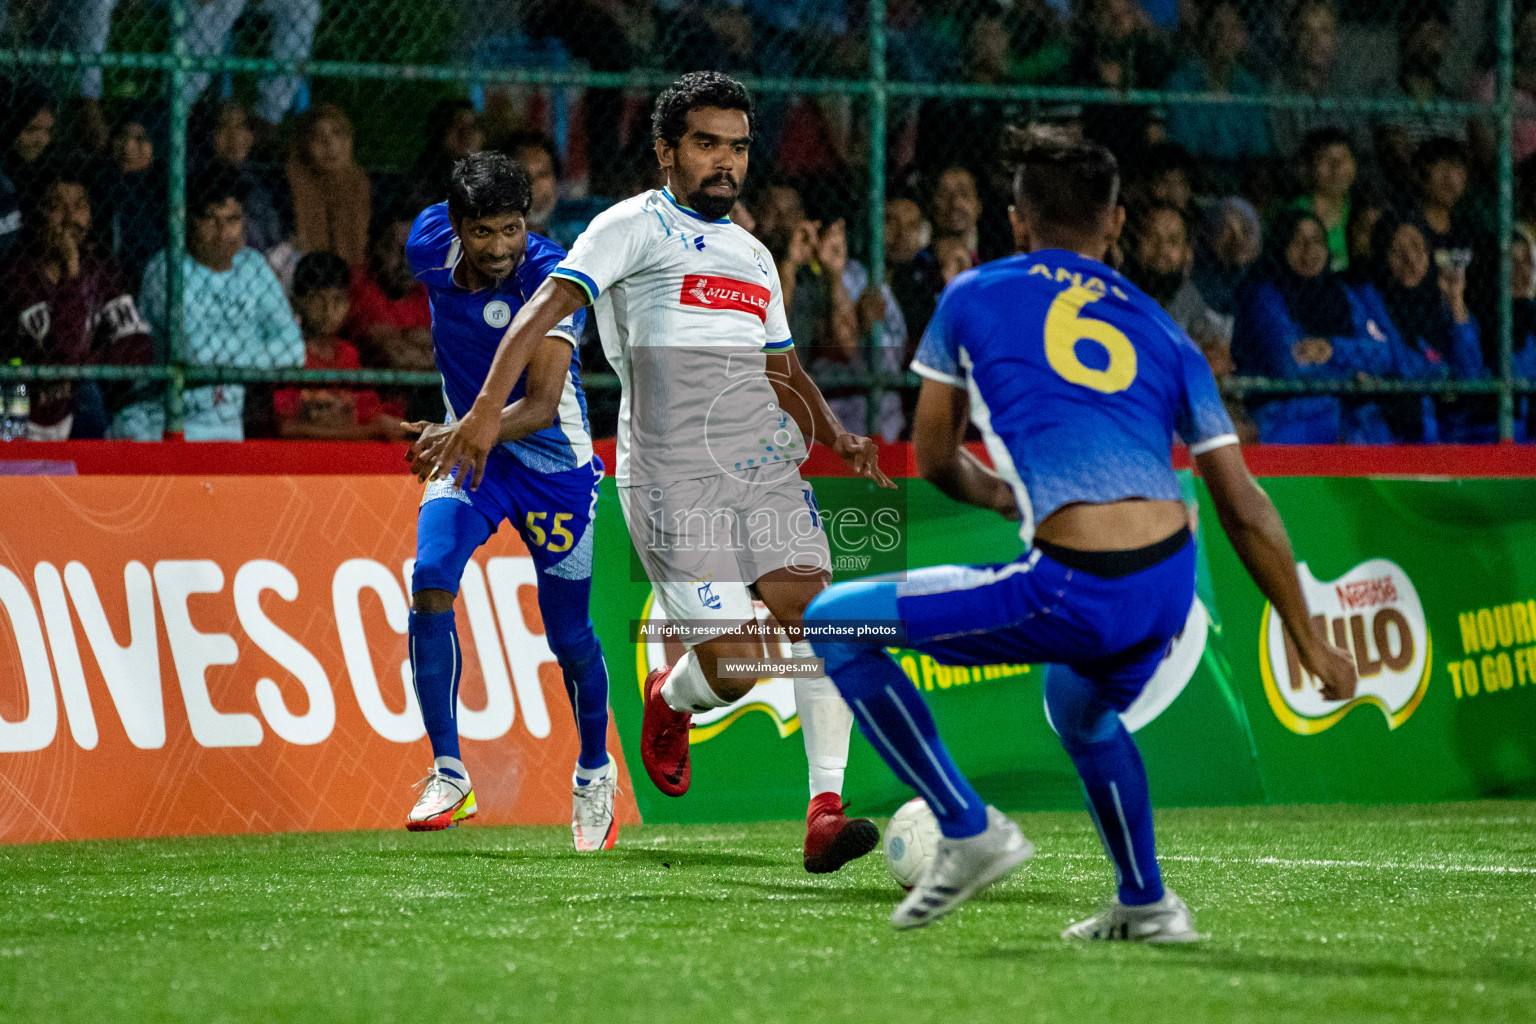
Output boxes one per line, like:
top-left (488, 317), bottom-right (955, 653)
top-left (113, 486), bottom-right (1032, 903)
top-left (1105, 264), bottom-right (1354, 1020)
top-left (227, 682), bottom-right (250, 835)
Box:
top-left (1197, 477), bottom-right (1536, 805)
top-left (594, 470), bottom-right (1536, 824)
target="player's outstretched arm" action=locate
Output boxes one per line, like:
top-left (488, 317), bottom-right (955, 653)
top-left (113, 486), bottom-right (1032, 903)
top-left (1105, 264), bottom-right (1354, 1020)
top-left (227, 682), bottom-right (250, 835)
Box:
top-left (1195, 443), bottom-right (1357, 701)
top-left (912, 378), bottom-right (1018, 518)
top-left (417, 276), bottom-right (589, 489)
top-left (766, 347), bottom-right (895, 488)
top-left (403, 336), bottom-right (574, 483)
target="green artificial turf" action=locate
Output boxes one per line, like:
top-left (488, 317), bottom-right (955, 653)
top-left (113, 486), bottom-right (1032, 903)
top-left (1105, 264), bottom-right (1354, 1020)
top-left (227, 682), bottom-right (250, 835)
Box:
top-left (2, 801), bottom-right (1533, 1024)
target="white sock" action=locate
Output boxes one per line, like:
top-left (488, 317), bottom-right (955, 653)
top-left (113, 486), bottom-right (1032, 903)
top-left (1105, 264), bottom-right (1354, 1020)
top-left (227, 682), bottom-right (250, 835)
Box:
top-left (574, 755), bottom-right (612, 786)
top-left (660, 650), bottom-right (731, 713)
top-left (793, 639), bottom-right (852, 799)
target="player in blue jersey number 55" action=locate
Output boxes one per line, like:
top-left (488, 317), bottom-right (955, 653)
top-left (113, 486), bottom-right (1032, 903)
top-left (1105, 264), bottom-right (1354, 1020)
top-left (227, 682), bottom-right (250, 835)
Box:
top-left (806, 128), bottom-right (1359, 936)
top-left (399, 153), bottom-right (619, 851)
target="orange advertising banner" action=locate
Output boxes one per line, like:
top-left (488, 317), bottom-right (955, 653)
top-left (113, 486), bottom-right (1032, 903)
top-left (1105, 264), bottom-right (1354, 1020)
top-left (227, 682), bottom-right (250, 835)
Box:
top-left (0, 475), bottom-right (641, 844)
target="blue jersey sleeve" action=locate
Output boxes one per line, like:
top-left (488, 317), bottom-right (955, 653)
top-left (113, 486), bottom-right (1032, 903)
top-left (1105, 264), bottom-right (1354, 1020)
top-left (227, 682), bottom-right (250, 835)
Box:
top-left (1172, 334), bottom-right (1238, 454)
top-left (910, 275), bottom-right (969, 386)
top-left (406, 202), bottom-right (457, 289)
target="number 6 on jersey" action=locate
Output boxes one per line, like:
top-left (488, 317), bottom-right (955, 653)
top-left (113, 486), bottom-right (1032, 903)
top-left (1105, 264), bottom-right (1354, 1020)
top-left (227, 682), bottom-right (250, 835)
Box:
top-left (1044, 284), bottom-right (1138, 394)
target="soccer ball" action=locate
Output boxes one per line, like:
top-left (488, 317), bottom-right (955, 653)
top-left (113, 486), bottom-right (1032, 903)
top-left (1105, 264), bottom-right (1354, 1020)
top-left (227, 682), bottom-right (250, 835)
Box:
top-left (883, 798), bottom-right (941, 890)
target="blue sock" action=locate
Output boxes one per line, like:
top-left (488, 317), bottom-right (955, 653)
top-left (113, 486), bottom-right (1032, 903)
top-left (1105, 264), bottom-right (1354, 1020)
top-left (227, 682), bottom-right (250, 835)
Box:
top-left (408, 608), bottom-right (463, 774)
top-left (561, 637), bottom-right (610, 773)
top-left (536, 573), bottom-right (610, 774)
top-left (1046, 664), bottom-right (1164, 906)
top-left (807, 583), bottom-right (987, 839)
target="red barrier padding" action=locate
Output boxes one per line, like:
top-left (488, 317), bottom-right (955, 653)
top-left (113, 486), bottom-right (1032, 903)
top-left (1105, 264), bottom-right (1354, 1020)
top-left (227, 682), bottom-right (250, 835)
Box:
top-left (3, 439), bottom-right (1534, 478)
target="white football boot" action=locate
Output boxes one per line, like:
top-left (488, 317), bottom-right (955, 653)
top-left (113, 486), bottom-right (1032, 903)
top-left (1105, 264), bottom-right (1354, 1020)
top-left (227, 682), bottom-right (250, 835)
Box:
top-left (405, 762), bottom-right (476, 832)
top-left (571, 758), bottom-right (620, 852)
top-left (891, 806), bottom-right (1035, 930)
top-left (1061, 889), bottom-right (1201, 943)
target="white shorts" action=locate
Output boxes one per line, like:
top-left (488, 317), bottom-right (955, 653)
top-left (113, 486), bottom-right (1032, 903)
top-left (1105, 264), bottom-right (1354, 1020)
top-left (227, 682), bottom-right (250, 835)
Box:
top-left (619, 464), bottom-right (832, 627)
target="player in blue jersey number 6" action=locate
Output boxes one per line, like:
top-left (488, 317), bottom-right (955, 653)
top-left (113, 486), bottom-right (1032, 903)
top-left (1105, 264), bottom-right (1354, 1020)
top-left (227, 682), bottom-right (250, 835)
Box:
top-left (805, 128), bottom-right (1358, 936)
top-left (399, 153), bottom-right (619, 852)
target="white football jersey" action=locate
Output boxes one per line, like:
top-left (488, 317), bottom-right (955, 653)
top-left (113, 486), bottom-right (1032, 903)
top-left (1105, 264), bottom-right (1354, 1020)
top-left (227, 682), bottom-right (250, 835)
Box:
top-left (551, 188), bottom-right (807, 487)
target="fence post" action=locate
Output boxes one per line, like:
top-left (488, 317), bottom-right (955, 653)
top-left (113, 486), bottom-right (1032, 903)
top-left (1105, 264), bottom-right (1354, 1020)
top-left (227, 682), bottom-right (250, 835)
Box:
top-left (1498, 0), bottom-right (1516, 443)
top-left (163, 0), bottom-right (190, 439)
top-left (866, 0), bottom-right (888, 440)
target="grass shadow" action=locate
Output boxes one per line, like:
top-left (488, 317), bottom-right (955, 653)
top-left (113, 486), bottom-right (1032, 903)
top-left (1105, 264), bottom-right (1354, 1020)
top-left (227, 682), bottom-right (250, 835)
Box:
top-left (975, 942), bottom-right (1536, 988)
top-left (381, 847), bottom-right (785, 869)
top-left (721, 879), bottom-right (898, 905)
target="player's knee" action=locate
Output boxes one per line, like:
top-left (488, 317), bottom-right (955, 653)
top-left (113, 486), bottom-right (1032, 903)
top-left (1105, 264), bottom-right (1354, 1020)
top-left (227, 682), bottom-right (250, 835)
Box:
top-left (412, 588), bottom-right (456, 616)
top-left (547, 623), bottom-right (601, 678)
top-left (1045, 667), bottom-right (1122, 750)
top-left (693, 637), bottom-right (759, 703)
top-left (804, 582), bottom-right (897, 672)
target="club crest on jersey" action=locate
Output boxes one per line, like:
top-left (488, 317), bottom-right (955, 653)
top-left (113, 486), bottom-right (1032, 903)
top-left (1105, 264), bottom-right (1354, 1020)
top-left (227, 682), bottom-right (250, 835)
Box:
top-left (679, 274), bottom-right (769, 322)
top-left (1259, 559), bottom-right (1431, 735)
top-left (696, 577), bottom-right (722, 610)
top-left (751, 247), bottom-right (769, 276)
top-left (483, 300), bottom-right (511, 328)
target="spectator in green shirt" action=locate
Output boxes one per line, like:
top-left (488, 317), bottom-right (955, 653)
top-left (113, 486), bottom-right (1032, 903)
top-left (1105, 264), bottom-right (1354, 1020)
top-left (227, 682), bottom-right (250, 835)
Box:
top-left (1288, 127), bottom-right (1357, 272)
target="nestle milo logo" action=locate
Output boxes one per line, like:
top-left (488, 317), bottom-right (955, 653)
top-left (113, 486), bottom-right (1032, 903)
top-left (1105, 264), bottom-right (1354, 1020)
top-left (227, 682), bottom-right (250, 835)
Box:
top-left (1259, 559), bottom-right (1431, 735)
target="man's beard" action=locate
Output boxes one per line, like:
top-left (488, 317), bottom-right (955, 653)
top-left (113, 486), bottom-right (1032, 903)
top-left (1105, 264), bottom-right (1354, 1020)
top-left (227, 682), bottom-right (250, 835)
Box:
top-left (686, 173), bottom-right (738, 221)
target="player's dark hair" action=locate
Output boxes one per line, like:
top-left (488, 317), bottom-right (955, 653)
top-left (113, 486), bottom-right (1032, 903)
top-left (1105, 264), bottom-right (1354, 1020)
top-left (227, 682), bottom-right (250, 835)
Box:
top-left (292, 250), bottom-right (351, 298)
top-left (1005, 125), bottom-right (1119, 230)
top-left (651, 71), bottom-right (754, 148)
top-left (187, 167), bottom-right (248, 220)
top-left (447, 151), bottom-right (531, 221)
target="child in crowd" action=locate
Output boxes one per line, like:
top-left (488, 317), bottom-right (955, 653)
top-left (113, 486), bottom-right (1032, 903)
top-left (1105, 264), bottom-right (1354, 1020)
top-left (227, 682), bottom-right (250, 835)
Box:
top-left (274, 251), bottom-right (406, 441)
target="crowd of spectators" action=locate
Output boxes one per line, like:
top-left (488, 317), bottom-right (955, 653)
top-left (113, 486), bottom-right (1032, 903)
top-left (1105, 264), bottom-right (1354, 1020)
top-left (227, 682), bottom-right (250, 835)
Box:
top-left (2, 0), bottom-right (1536, 443)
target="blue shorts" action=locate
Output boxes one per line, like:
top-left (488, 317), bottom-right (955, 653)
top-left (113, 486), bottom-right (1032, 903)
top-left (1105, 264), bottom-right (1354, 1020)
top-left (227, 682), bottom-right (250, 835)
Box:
top-left (413, 447), bottom-right (604, 594)
top-left (895, 537), bottom-right (1196, 711)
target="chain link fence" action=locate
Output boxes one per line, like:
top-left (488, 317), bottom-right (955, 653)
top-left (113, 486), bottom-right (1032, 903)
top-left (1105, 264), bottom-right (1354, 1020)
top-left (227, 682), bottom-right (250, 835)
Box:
top-left (0, 0), bottom-right (1526, 443)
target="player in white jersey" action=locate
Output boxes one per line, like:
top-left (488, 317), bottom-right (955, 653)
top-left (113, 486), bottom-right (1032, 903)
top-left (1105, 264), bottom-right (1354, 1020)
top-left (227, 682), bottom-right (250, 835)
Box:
top-left (420, 72), bottom-right (896, 873)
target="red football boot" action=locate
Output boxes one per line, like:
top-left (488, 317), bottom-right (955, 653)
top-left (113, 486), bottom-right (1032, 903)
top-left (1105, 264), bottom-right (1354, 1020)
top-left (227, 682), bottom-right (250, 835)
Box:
top-left (640, 667), bottom-right (692, 796)
top-left (803, 792), bottom-right (880, 873)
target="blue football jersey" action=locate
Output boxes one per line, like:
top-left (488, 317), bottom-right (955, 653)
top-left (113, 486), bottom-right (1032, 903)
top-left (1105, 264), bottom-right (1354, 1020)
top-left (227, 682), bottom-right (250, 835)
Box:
top-left (911, 248), bottom-right (1236, 544)
top-left (406, 202), bottom-right (593, 474)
